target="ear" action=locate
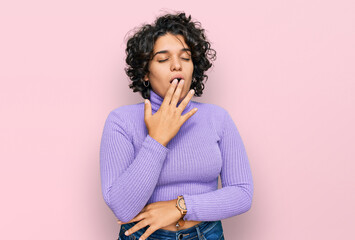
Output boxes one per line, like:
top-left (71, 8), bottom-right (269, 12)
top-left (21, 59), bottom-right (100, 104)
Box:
top-left (144, 73), bottom-right (149, 81)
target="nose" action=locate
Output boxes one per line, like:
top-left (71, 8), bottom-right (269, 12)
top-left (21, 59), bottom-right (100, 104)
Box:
top-left (170, 56), bottom-right (182, 71)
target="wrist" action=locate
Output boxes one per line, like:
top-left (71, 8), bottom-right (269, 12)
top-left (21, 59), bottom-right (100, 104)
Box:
top-left (175, 195), bottom-right (187, 218)
top-left (175, 196), bottom-right (187, 229)
top-left (149, 134), bottom-right (168, 147)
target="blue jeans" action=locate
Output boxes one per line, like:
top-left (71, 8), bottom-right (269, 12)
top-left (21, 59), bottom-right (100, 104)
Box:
top-left (118, 220), bottom-right (225, 240)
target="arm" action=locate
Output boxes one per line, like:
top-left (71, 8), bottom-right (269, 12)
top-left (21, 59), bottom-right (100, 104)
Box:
top-left (100, 110), bottom-right (169, 222)
top-left (182, 109), bottom-right (254, 221)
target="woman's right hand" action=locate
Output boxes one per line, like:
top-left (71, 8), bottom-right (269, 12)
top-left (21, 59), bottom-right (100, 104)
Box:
top-left (144, 79), bottom-right (198, 147)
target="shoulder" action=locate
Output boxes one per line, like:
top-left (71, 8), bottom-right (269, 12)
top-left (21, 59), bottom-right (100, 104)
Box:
top-left (109, 102), bottom-right (143, 117)
top-left (102, 103), bottom-right (143, 140)
top-left (105, 103), bottom-right (142, 126)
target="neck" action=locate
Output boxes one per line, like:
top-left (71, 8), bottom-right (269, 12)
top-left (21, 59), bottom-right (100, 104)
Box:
top-left (149, 88), bottom-right (194, 114)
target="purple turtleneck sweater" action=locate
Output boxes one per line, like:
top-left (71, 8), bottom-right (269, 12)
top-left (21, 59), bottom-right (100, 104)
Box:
top-left (99, 88), bottom-right (253, 222)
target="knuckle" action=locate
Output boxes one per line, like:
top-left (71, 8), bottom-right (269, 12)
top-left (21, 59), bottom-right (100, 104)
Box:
top-left (177, 108), bottom-right (184, 115)
top-left (181, 101), bottom-right (187, 108)
top-left (146, 227), bottom-right (156, 235)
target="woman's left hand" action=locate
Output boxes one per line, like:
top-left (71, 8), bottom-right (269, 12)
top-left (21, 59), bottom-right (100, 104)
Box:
top-left (117, 199), bottom-right (182, 240)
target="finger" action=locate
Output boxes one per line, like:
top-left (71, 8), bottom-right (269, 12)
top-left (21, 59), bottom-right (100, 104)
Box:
top-left (120, 211), bottom-right (147, 225)
top-left (177, 88), bottom-right (194, 113)
top-left (181, 107), bottom-right (198, 123)
top-left (127, 213), bottom-right (146, 224)
top-left (161, 79), bottom-right (178, 108)
top-left (139, 226), bottom-right (158, 240)
top-left (140, 205), bottom-right (148, 213)
top-left (170, 79), bottom-right (185, 107)
top-left (124, 219), bottom-right (148, 236)
top-left (144, 99), bottom-right (151, 120)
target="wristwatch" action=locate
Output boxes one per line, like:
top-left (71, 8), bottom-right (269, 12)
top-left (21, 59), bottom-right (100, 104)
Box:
top-left (175, 195), bottom-right (187, 228)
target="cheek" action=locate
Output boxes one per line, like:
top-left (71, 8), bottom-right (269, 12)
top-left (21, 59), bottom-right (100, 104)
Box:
top-left (149, 67), bottom-right (161, 78)
top-left (187, 61), bottom-right (194, 71)
top-left (150, 68), bottom-right (170, 83)
top-left (151, 64), bottom-right (168, 75)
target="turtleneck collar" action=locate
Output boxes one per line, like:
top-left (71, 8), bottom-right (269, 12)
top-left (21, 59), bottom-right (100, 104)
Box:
top-left (149, 88), bottom-right (194, 114)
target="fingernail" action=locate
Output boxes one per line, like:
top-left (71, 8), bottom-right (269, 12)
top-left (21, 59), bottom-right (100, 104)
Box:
top-left (180, 79), bottom-right (185, 84)
top-left (125, 231), bottom-right (128, 235)
top-left (190, 89), bottom-right (194, 95)
top-left (172, 79), bottom-right (178, 84)
top-left (144, 99), bottom-right (148, 104)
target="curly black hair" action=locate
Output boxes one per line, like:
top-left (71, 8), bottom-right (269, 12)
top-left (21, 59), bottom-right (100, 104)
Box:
top-left (124, 11), bottom-right (217, 99)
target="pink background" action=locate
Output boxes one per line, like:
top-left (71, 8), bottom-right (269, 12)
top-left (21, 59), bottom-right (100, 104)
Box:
top-left (1, 0), bottom-right (354, 239)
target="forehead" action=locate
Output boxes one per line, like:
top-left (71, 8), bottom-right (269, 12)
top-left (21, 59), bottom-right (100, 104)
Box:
top-left (153, 33), bottom-right (189, 52)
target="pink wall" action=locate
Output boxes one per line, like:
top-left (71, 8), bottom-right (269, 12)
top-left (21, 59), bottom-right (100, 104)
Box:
top-left (1, 1), bottom-right (354, 239)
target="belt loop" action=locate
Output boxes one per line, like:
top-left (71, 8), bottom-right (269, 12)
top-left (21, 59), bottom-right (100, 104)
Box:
top-left (195, 224), bottom-right (204, 240)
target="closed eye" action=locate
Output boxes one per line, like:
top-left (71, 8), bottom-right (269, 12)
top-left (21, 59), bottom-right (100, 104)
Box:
top-left (158, 58), bottom-right (190, 63)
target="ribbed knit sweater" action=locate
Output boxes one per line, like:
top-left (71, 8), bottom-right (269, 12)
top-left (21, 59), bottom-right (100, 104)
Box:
top-left (100, 88), bottom-right (254, 223)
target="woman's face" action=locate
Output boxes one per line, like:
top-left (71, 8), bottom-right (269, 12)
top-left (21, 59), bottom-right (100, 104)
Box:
top-left (144, 33), bottom-right (194, 101)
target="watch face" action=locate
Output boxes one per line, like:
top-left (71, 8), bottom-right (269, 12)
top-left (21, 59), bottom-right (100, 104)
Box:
top-left (178, 198), bottom-right (187, 210)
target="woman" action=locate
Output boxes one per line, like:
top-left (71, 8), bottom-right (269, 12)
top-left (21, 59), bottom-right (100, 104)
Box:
top-left (100, 11), bottom-right (254, 240)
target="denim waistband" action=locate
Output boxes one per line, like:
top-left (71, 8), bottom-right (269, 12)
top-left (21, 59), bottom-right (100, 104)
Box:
top-left (120, 220), bottom-right (221, 239)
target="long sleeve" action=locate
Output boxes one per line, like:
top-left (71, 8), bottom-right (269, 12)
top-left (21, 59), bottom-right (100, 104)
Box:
top-left (99, 110), bottom-right (169, 222)
top-left (182, 109), bottom-right (254, 221)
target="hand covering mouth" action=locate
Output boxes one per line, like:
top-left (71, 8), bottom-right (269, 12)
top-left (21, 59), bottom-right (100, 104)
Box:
top-left (170, 78), bottom-right (183, 83)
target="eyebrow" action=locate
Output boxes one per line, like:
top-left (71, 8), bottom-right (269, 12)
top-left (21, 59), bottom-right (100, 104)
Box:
top-left (152, 48), bottom-right (191, 58)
